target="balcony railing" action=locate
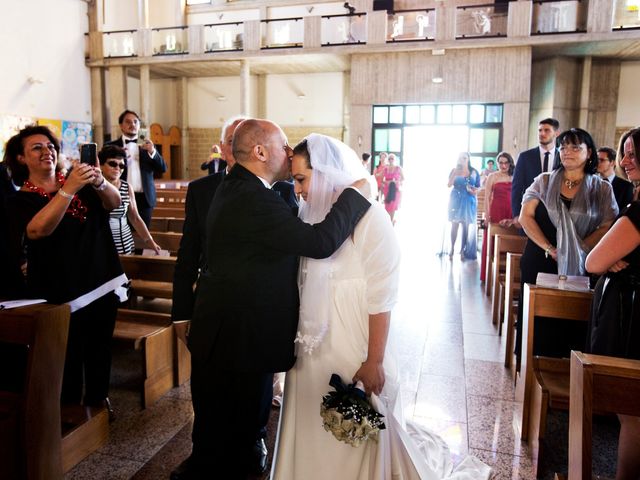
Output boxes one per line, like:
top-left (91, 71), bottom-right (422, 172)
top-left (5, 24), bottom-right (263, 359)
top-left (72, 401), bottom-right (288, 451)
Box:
top-left (613, 0), bottom-right (640, 30)
top-left (204, 22), bottom-right (243, 52)
top-left (152, 26), bottom-right (188, 55)
top-left (531, 0), bottom-right (588, 34)
top-left (261, 17), bottom-right (304, 49)
top-left (103, 30), bottom-right (138, 58)
top-left (456, 3), bottom-right (508, 39)
top-left (321, 13), bottom-right (367, 46)
top-left (387, 9), bottom-right (436, 42)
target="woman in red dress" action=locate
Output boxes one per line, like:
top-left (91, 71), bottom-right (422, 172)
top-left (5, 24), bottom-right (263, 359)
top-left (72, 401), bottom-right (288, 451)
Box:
top-left (480, 152), bottom-right (515, 282)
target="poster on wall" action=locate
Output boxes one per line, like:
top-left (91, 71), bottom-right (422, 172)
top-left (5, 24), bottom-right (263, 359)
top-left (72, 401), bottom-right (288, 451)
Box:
top-left (37, 118), bottom-right (63, 140)
top-left (0, 114), bottom-right (36, 160)
top-left (61, 121), bottom-right (93, 160)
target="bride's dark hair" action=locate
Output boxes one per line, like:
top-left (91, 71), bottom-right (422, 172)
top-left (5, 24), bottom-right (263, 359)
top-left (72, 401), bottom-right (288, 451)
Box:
top-left (293, 139), bottom-right (312, 169)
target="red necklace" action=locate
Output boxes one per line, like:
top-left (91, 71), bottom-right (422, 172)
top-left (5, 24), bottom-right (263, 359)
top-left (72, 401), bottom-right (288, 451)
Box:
top-left (23, 172), bottom-right (88, 222)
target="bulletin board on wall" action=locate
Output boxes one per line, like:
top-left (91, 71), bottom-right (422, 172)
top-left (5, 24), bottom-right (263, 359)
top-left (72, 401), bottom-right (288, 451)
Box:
top-left (0, 114), bottom-right (92, 162)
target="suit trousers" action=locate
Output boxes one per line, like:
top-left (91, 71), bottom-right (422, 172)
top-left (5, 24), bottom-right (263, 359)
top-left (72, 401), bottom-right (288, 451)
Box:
top-left (61, 292), bottom-right (118, 404)
top-left (190, 357), bottom-right (272, 478)
top-left (135, 192), bottom-right (153, 229)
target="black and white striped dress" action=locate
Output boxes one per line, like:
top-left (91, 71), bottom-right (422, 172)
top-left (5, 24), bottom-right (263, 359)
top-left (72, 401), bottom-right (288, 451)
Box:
top-left (109, 180), bottom-right (134, 254)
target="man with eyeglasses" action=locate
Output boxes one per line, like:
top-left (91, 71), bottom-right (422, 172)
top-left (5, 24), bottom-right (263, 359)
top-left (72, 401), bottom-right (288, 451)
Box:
top-left (597, 146), bottom-right (634, 211)
top-left (511, 117), bottom-right (560, 228)
top-left (105, 109), bottom-right (166, 227)
top-left (172, 119), bottom-right (371, 479)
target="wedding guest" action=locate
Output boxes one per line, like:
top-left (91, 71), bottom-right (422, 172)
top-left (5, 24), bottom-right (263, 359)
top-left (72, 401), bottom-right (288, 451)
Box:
top-left (448, 152), bottom-right (480, 260)
top-left (382, 153), bottom-right (404, 223)
top-left (200, 144), bottom-right (226, 175)
top-left (517, 128), bottom-right (617, 358)
top-left (98, 145), bottom-right (161, 254)
top-left (480, 152), bottom-right (514, 281)
top-left (480, 159), bottom-right (496, 185)
top-left (374, 152), bottom-right (388, 200)
top-left (586, 127), bottom-right (640, 480)
top-left (5, 125), bottom-right (126, 416)
top-left (597, 146), bottom-right (634, 211)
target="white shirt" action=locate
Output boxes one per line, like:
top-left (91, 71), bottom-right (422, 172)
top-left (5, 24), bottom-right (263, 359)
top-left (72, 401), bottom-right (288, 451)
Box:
top-left (539, 145), bottom-right (556, 173)
top-left (123, 136), bottom-right (143, 193)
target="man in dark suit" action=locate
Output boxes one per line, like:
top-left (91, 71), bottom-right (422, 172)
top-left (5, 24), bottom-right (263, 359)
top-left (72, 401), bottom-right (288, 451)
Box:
top-left (597, 146), bottom-right (634, 212)
top-left (170, 119), bottom-right (370, 479)
top-left (511, 117), bottom-right (560, 226)
top-left (200, 143), bottom-right (227, 175)
top-left (105, 110), bottom-right (166, 227)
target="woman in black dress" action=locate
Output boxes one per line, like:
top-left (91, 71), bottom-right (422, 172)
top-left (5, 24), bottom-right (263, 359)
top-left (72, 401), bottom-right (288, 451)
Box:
top-left (517, 128), bottom-right (617, 357)
top-left (5, 126), bottom-right (125, 411)
top-left (586, 127), bottom-right (640, 480)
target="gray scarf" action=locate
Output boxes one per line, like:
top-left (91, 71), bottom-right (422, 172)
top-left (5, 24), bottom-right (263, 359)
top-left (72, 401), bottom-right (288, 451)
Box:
top-left (522, 170), bottom-right (617, 275)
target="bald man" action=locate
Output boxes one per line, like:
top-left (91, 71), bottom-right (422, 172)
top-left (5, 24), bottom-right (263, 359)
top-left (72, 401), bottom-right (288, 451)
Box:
top-left (171, 119), bottom-right (371, 479)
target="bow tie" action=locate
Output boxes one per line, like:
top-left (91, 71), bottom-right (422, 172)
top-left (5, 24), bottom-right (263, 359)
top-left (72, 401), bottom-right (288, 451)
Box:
top-left (125, 138), bottom-right (137, 144)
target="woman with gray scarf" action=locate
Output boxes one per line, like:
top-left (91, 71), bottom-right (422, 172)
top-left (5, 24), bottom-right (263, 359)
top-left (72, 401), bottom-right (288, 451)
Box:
top-left (517, 128), bottom-right (618, 357)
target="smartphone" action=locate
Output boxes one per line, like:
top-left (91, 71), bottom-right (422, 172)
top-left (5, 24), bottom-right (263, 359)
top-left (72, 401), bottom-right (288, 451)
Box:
top-left (80, 143), bottom-right (97, 166)
top-left (137, 128), bottom-right (149, 146)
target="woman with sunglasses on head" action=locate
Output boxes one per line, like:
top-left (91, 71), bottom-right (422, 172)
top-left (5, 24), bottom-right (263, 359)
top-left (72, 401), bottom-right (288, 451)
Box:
top-left (5, 126), bottom-right (126, 413)
top-left (98, 145), bottom-right (160, 255)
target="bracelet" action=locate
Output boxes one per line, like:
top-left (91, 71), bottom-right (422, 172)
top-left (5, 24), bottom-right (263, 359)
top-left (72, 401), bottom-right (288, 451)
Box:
top-left (544, 245), bottom-right (554, 258)
top-left (93, 178), bottom-right (107, 191)
top-left (58, 189), bottom-right (74, 200)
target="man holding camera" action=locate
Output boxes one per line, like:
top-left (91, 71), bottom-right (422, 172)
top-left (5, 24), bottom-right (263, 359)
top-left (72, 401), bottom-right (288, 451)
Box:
top-left (106, 110), bottom-right (167, 227)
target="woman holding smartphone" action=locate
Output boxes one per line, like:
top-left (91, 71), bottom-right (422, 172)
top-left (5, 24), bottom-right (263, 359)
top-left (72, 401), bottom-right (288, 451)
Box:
top-left (5, 125), bottom-right (126, 417)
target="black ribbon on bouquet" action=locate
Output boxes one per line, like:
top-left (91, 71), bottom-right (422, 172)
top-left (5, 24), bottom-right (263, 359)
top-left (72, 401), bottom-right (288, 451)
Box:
top-left (328, 373), bottom-right (366, 400)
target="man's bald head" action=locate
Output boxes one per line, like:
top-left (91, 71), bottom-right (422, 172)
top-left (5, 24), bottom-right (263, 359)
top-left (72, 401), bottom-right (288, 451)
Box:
top-left (232, 119), bottom-right (291, 183)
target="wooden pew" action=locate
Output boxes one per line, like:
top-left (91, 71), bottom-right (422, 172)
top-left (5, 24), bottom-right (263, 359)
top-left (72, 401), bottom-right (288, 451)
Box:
top-left (113, 309), bottom-right (175, 408)
top-left (484, 223), bottom-right (517, 296)
top-left (516, 283), bottom-right (593, 475)
top-left (153, 206), bottom-right (185, 219)
top-left (0, 304), bottom-right (109, 477)
top-left (503, 252), bottom-right (522, 370)
top-left (155, 189), bottom-right (186, 205)
top-left (150, 217), bottom-right (184, 233)
top-left (490, 234), bottom-right (526, 327)
top-left (134, 231), bottom-right (182, 255)
top-left (119, 254), bottom-right (176, 301)
top-left (568, 351), bottom-right (640, 480)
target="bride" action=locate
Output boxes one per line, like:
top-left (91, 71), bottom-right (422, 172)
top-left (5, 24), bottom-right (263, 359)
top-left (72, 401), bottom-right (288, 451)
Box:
top-left (271, 134), bottom-right (491, 479)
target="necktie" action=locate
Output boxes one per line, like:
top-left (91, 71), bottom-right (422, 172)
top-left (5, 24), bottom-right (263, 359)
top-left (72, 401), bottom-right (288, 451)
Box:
top-left (125, 138), bottom-right (137, 144)
top-left (543, 152), bottom-right (549, 172)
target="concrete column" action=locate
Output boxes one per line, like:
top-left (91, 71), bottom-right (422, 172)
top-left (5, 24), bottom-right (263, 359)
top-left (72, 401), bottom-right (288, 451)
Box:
top-left (188, 24), bottom-right (204, 55)
top-left (90, 68), bottom-right (105, 146)
top-left (140, 65), bottom-right (151, 126)
top-left (108, 66), bottom-right (127, 139)
top-left (587, 0), bottom-right (615, 33)
top-left (343, 71), bottom-right (351, 147)
top-left (240, 60), bottom-right (251, 116)
top-left (257, 74), bottom-right (267, 118)
top-left (435, 4), bottom-right (456, 42)
top-left (177, 77), bottom-right (189, 179)
top-left (367, 10), bottom-right (388, 45)
top-left (175, 0), bottom-right (186, 26)
top-left (303, 15), bottom-right (322, 48)
top-left (507, 1), bottom-right (532, 38)
top-left (578, 57), bottom-right (592, 129)
top-left (137, 0), bottom-right (149, 29)
top-left (244, 20), bottom-right (261, 51)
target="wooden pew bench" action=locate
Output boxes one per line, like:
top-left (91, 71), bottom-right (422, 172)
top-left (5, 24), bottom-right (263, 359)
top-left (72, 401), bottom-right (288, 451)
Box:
top-left (490, 234), bottom-right (526, 327)
top-left (484, 222), bottom-right (517, 295)
top-left (568, 351), bottom-right (640, 480)
top-left (153, 206), bottom-right (185, 219)
top-left (155, 189), bottom-right (187, 205)
top-left (134, 231), bottom-right (182, 256)
top-left (150, 217), bottom-right (185, 234)
top-left (119, 254), bottom-right (177, 302)
top-left (503, 252), bottom-right (521, 371)
top-left (516, 283), bottom-right (593, 476)
top-left (113, 309), bottom-right (175, 408)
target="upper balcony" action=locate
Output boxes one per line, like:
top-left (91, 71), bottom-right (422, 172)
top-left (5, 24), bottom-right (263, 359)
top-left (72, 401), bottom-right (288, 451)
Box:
top-left (86, 0), bottom-right (640, 67)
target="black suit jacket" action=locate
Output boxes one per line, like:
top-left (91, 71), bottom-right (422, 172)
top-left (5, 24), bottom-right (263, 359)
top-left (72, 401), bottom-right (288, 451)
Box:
top-left (188, 163), bottom-right (370, 372)
top-left (171, 170), bottom-right (226, 321)
top-left (611, 176), bottom-right (634, 212)
top-left (105, 137), bottom-right (167, 207)
top-left (511, 147), bottom-right (560, 217)
top-left (200, 158), bottom-right (227, 175)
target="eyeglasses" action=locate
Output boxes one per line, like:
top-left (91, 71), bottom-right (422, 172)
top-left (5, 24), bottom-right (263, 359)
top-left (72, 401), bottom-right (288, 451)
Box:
top-left (559, 145), bottom-right (585, 153)
top-left (498, 160), bottom-right (510, 165)
top-left (106, 160), bottom-right (126, 169)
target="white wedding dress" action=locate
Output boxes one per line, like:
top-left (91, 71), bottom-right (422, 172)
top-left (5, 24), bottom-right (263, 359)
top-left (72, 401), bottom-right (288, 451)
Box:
top-left (271, 203), bottom-right (491, 480)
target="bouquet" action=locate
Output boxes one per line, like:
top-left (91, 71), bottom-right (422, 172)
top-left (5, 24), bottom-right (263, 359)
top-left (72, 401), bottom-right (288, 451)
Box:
top-left (320, 373), bottom-right (385, 447)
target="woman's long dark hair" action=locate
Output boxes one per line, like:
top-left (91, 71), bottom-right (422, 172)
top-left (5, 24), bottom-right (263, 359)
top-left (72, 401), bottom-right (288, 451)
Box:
top-left (3, 125), bottom-right (60, 186)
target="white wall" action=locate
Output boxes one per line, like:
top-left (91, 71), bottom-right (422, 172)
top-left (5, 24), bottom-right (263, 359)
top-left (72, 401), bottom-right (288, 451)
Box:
top-left (266, 72), bottom-right (343, 126)
top-left (187, 76), bottom-right (258, 127)
top-left (617, 61), bottom-right (640, 127)
top-left (0, 0), bottom-right (91, 122)
top-left (104, 0), bottom-right (178, 30)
